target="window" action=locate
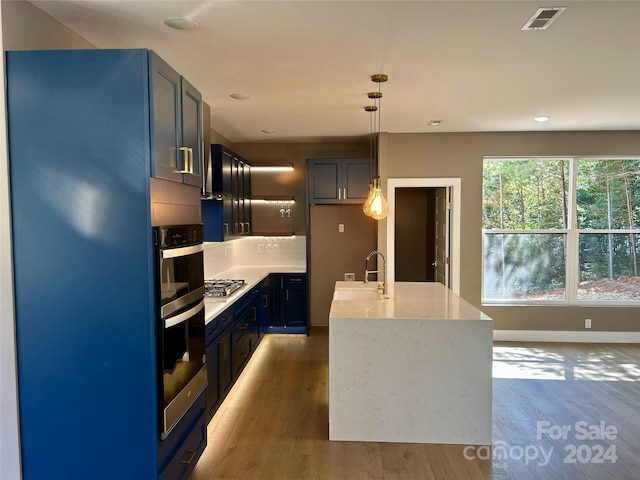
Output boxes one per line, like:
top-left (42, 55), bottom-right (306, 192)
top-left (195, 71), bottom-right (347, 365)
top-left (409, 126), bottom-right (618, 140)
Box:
top-left (482, 157), bottom-right (640, 304)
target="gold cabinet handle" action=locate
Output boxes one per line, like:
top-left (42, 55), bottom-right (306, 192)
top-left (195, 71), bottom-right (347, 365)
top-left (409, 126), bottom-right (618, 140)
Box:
top-left (220, 338), bottom-right (227, 359)
top-left (188, 147), bottom-right (194, 174)
top-left (263, 294), bottom-right (269, 308)
top-left (182, 450), bottom-right (197, 465)
top-left (245, 222), bottom-right (250, 234)
top-left (252, 306), bottom-right (256, 321)
top-left (286, 289), bottom-right (289, 301)
top-left (179, 147), bottom-right (189, 173)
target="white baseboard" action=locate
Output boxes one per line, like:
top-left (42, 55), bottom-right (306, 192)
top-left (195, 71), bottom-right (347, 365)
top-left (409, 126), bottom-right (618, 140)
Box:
top-left (493, 330), bottom-right (640, 343)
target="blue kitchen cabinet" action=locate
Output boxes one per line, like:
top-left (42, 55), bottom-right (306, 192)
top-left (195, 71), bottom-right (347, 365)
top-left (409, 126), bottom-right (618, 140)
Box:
top-left (202, 145), bottom-right (251, 241)
top-left (203, 145), bottom-right (235, 241)
top-left (6, 49), bottom-right (204, 480)
top-left (232, 290), bottom-right (256, 377)
top-left (158, 392), bottom-right (207, 480)
top-left (205, 307), bottom-right (234, 421)
top-left (253, 276), bottom-right (272, 340)
top-left (267, 274), bottom-right (308, 334)
top-left (307, 158), bottom-right (371, 204)
top-left (150, 52), bottom-right (203, 187)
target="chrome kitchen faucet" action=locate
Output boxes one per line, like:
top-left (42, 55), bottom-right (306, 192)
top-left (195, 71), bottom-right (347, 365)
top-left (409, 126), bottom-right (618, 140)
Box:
top-left (364, 250), bottom-right (387, 295)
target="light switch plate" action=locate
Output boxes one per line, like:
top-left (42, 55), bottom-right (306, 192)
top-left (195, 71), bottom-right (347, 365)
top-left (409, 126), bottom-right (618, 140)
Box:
top-left (344, 273), bottom-right (355, 281)
top-left (338, 223), bottom-right (345, 233)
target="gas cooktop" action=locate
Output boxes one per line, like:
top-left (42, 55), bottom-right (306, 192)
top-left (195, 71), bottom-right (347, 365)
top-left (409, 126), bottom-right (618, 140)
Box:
top-left (204, 279), bottom-right (245, 298)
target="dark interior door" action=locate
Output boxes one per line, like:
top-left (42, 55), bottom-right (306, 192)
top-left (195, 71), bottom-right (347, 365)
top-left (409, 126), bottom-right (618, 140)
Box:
top-left (394, 187), bottom-right (436, 282)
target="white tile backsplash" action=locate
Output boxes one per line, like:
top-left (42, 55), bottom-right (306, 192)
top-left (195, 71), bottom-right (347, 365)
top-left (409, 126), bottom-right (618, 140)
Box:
top-left (204, 236), bottom-right (306, 278)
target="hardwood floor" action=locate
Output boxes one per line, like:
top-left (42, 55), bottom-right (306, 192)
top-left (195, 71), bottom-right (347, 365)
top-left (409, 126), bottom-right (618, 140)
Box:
top-left (190, 328), bottom-right (640, 480)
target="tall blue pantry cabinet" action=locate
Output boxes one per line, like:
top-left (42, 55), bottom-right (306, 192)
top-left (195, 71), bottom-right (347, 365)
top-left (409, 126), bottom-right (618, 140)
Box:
top-left (6, 49), bottom-right (203, 479)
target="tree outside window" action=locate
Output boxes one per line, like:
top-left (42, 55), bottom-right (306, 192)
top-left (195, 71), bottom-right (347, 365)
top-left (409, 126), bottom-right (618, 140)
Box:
top-left (482, 157), bottom-right (640, 304)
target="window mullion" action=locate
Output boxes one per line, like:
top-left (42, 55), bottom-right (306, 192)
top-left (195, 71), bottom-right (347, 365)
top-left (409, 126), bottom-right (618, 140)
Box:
top-left (566, 157), bottom-right (578, 304)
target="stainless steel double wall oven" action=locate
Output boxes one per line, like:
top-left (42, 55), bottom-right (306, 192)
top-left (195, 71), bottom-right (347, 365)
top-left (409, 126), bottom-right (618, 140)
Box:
top-left (155, 224), bottom-right (207, 439)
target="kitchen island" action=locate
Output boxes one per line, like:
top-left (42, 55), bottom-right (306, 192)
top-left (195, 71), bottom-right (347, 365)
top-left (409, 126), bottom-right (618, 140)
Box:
top-left (329, 282), bottom-right (492, 445)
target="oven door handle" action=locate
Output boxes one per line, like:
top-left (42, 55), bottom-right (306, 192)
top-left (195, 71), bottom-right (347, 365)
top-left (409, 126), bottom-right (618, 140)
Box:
top-left (161, 243), bottom-right (204, 260)
top-left (164, 299), bottom-right (205, 329)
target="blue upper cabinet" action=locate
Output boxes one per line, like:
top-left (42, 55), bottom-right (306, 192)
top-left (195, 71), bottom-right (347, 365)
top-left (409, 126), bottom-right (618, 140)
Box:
top-left (149, 52), bottom-right (203, 187)
top-left (308, 158), bottom-right (371, 204)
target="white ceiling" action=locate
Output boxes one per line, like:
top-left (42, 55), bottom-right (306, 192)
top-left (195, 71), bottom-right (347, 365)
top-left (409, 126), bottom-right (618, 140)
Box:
top-left (30, 0), bottom-right (640, 143)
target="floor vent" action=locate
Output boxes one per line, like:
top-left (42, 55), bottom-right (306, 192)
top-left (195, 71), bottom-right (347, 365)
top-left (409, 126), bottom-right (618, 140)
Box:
top-left (521, 7), bottom-right (566, 30)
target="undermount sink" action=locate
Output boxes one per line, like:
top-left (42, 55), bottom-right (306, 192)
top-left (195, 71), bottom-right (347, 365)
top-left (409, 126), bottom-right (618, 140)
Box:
top-left (334, 281), bottom-right (379, 291)
top-left (332, 289), bottom-right (383, 301)
top-left (332, 281), bottom-right (392, 301)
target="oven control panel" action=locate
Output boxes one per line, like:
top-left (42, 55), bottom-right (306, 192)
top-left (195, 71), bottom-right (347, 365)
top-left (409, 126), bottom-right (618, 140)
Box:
top-left (157, 224), bottom-right (203, 249)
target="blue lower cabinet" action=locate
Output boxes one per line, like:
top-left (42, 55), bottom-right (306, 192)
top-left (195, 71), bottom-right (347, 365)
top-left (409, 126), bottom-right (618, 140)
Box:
top-left (205, 308), bottom-right (233, 421)
top-left (158, 392), bottom-right (207, 480)
top-left (255, 277), bottom-right (271, 339)
top-left (266, 274), bottom-right (308, 334)
top-left (232, 293), bottom-right (254, 377)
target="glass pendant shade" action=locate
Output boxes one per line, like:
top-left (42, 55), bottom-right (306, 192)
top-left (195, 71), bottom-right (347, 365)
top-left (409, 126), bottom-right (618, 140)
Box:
top-left (363, 178), bottom-right (388, 220)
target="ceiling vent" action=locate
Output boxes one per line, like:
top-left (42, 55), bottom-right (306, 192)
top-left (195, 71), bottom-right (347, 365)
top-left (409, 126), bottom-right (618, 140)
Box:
top-left (521, 7), bottom-right (566, 30)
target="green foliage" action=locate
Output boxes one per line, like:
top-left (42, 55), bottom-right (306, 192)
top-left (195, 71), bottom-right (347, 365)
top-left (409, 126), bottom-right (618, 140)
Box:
top-left (482, 157), bottom-right (640, 301)
top-left (576, 158), bottom-right (640, 229)
top-left (482, 159), bottom-right (568, 230)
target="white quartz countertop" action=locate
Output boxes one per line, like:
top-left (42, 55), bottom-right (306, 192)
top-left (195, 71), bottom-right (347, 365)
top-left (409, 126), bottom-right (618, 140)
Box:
top-left (330, 281), bottom-right (491, 322)
top-left (329, 280), bottom-right (493, 444)
top-left (204, 265), bottom-right (306, 323)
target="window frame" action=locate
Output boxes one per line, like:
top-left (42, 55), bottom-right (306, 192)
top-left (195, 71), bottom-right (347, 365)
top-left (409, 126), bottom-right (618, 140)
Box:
top-left (482, 156), bottom-right (640, 306)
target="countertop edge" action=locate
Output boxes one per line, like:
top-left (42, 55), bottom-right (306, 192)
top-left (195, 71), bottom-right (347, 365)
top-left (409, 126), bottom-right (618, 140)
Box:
top-left (204, 265), bottom-right (306, 323)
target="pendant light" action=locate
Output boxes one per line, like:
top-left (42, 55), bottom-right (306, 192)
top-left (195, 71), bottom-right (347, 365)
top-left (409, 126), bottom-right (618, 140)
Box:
top-left (363, 74), bottom-right (389, 220)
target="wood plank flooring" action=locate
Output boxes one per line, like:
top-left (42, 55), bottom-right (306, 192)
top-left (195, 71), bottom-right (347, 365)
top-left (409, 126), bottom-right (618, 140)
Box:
top-left (190, 328), bottom-right (640, 480)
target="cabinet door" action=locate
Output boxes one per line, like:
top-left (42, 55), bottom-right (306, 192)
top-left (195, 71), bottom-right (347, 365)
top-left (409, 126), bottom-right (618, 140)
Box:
top-left (149, 53), bottom-right (182, 183)
top-left (218, 327), bottom-right (233, 400)
top-left (269, 275), bottom-right (285, 326)
top-left (284, 275), bottom-right (307, 327)
top-left (233, 158), bottom-right (243, 234)
top-left (205, 339), bottom-right (220, 420)
top-left (343, 159), bottom-right (372, 203)
top-left (255, 281), bottom-right (270, 338)
top-left (308, 159), bottom-right (371, 204)
top-left (308, 160), bottom-right (342, 204)
top-left (242, 160), bottom-right (252, 235)
top-left (180, 77), bottom-right (203, 187)
top-left (221, 150), bottom-right (234, 239)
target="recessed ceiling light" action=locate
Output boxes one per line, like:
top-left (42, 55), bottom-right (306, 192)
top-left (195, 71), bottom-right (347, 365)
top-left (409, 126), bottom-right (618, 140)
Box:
top-left (428, 120), bottom-right (443, 126)
top-left (534, 116), bottom-right (550, 123)
top-left (164, 17), bottom-right (197, 30)
top-left (261, 129), bottom-right (277, 134)
top-left (230, 93), bottom-right (251, 100)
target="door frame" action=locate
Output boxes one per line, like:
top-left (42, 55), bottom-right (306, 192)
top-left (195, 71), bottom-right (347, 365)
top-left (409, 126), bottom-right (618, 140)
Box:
top-left (386, 178), bottom-right (461, 295)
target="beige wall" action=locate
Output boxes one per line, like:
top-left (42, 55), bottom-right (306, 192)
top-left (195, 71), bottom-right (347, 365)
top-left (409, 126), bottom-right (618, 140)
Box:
top-left (2, 0), bottom-right (95, 50)
top-left (383, 130), bottom-right (640, 332)
top-left (233, 141), bottom-right (369, 234)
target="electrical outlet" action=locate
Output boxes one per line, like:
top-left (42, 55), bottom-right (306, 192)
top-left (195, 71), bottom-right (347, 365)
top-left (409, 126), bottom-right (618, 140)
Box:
top-left (585, 318), bottom-right (592, 329)
top-left (344, 273), bottom-right (355, 281)
top-left (338, 223), bottom-right (345, 233)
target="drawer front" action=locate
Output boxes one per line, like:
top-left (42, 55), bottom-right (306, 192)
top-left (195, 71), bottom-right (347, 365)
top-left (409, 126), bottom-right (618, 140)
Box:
top-left (158, 393), bottom-right (206, 480)
top-left (158, 417), bottom-right (206, 480)
top-left (233, 305), bottom-right (253, 347)
top-left (205, 317), bottom-right (220, 344)
top-left (207, 307), bottom-right (233, 344)
top-left (232, 336), bottom-right (251, 378)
